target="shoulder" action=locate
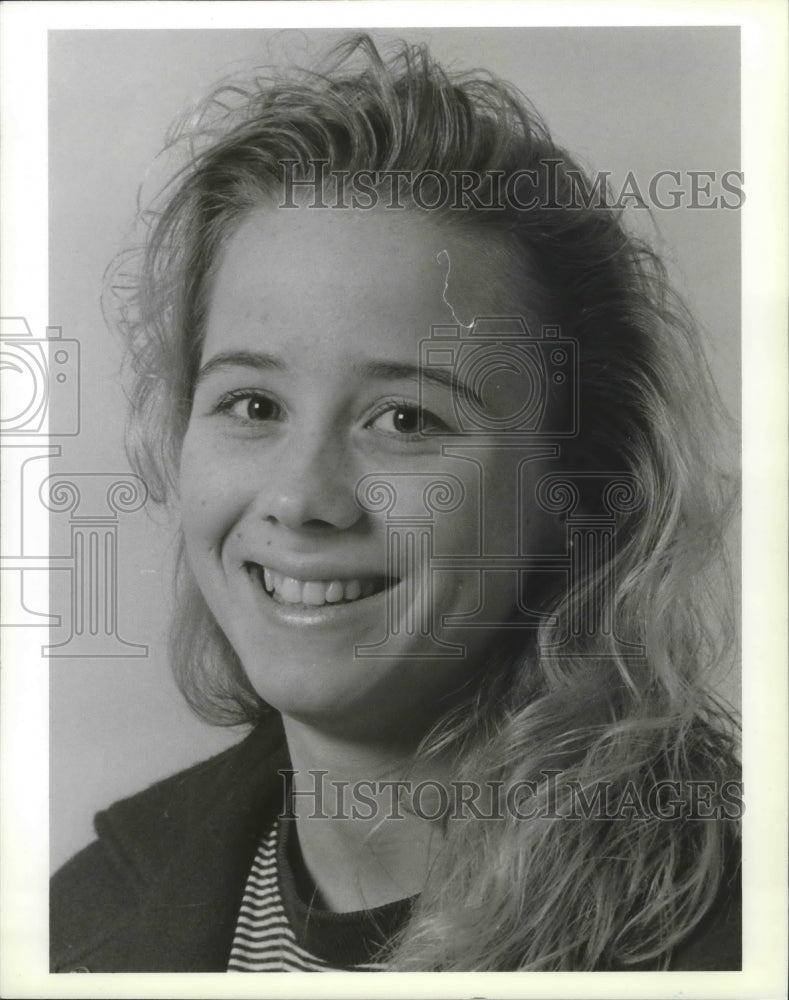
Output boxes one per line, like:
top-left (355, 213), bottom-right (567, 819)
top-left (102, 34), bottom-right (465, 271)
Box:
top-left (51, 713), bottom-right (287, 972)
top-left (91, 712), bottom-right (286, 879)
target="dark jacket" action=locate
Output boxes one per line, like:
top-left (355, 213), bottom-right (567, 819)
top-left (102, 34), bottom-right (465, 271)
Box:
top-left (51, 714), bottom-right (741, 973)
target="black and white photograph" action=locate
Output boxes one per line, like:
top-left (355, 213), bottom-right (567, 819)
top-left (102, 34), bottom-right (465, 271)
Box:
top-left (0, 3), bottom-right (786, 996)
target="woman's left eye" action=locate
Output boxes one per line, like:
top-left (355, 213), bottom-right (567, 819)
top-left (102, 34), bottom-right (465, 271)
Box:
top-left (367, 403), bottom-right (449, 437)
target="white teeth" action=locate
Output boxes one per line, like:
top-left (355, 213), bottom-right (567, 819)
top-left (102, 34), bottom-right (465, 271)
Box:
top-left (255, 566), bottom-right (384, 606)
top-left (302, 581), bottom-right (327, 606)
top-left (280, 576), bottom-right (303, 603)
top-left (325, 581), bottom-right (344, 603)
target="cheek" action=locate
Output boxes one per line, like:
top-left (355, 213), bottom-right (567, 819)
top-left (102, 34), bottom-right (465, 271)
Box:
top-left (178, 427), bottom-right (248, 558)
top-left (427, 461), bottom-right (521, 558)
top-left (432, 500), bottom-right (480, 557)
top-left (426, 456), bottom-right (556, 605)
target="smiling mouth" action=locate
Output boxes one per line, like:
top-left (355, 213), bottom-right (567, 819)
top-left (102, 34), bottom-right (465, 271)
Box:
top-left (245, 563), bottom-right (395, 607)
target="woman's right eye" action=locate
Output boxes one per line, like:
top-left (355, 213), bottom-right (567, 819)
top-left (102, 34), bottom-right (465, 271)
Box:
top-left (213, 390), bottom-right (282, 423)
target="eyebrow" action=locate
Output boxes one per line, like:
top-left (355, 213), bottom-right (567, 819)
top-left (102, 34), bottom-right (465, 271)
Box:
top-left (195, 351), bottom-right (286, 386)
top-left (194, 350), bottom-right (482, 408)
top-left (357, 361), bottom-right (483, 409)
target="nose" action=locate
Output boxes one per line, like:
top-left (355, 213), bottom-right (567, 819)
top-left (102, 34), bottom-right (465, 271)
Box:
top-left (255, 431), bottom-right (361, 533)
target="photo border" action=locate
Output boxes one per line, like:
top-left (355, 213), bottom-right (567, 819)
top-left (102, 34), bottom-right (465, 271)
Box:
top-left (1, 2), bottom-right (786, 998)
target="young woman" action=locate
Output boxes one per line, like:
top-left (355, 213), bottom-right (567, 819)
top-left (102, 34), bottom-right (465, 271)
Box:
top-left (50, 34), bottom-right (741, 972)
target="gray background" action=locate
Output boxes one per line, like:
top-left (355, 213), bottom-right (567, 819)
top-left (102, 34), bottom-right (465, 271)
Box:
top-left (49, 27), bottom-right (741, 871)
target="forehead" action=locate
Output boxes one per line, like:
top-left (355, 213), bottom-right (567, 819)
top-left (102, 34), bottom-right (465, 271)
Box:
top-left (205, 205), bottom-right (534, 356)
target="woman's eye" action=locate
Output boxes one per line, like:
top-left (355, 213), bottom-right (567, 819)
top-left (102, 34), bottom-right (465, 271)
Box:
top-left (215, 391), bottom-right (281, 423)
top-left (368, 403), bottom-right (447, 437)
top-left (243, 395), bottom-right (278, 421)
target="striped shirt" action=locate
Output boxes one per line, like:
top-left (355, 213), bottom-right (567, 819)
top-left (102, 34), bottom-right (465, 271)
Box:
top-left (227, 817), bottom-right (413, 972)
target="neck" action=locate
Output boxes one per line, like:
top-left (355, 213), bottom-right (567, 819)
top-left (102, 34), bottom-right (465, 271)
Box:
top-left (281, 714), bottom-right (449, 912)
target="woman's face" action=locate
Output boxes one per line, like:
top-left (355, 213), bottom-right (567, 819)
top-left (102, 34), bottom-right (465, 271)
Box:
top-left (179, 203), bottom-right (555, 743)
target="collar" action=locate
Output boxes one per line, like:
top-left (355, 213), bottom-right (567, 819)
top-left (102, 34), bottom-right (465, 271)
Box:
top-left (94, 712), bottom-right (289, 970)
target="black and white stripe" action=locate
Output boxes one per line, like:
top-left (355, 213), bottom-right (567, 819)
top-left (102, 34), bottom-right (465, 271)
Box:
top-left (227, 822), bottom-right (385, 972)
